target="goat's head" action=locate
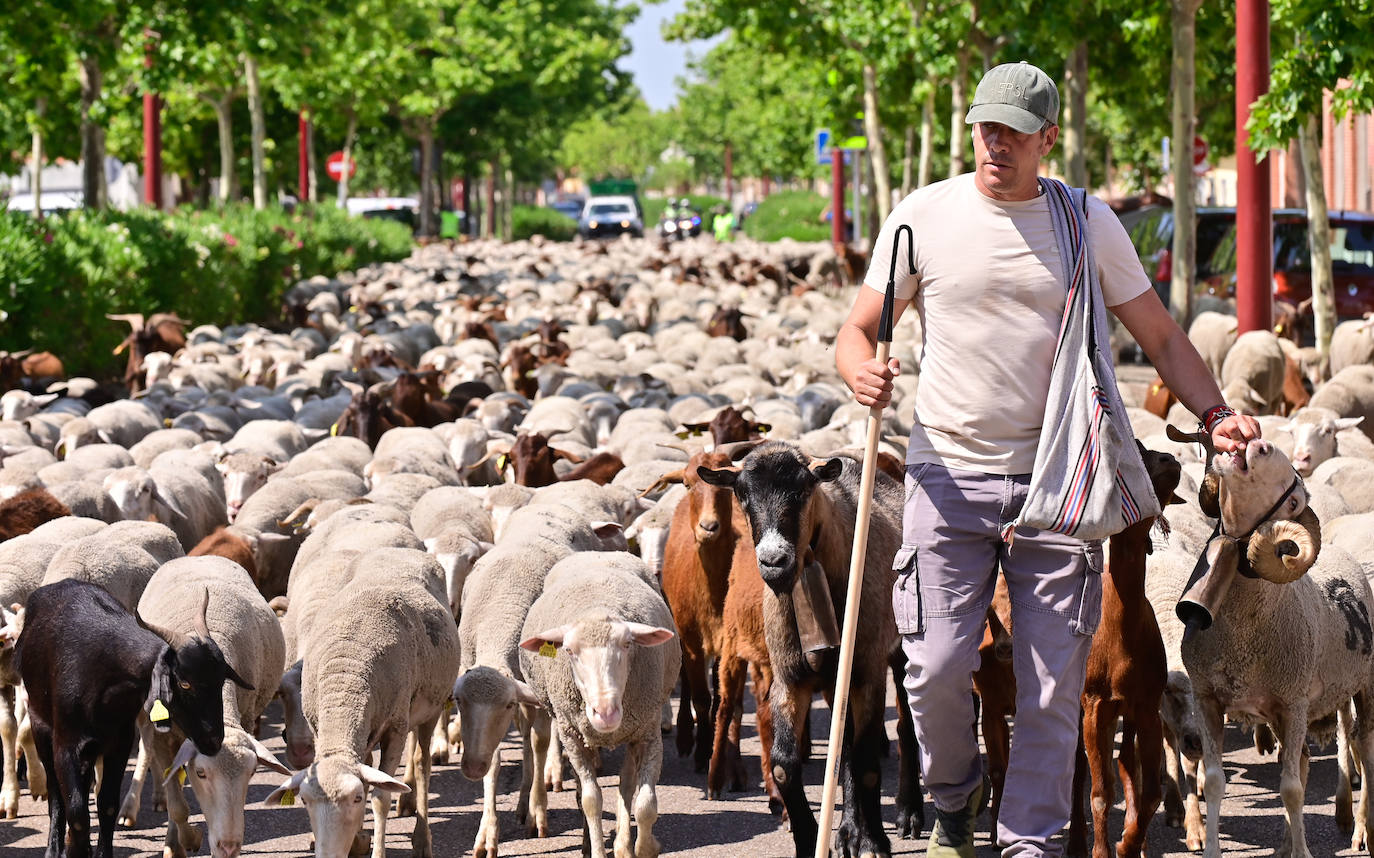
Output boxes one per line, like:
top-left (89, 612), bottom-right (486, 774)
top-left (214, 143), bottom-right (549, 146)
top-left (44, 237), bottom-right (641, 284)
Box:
top-left (678, 405), bottom-right (771, 449)
top-left (140, 588), bottom-right (253, 756)
top-left (698, 441), bottom-right (839, 591)
top-left (1170, 427), bottom-right (1321, 637)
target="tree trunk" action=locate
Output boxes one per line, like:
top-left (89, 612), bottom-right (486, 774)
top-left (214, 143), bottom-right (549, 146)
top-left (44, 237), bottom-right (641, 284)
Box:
top-left (306, 118), bottom-right (318, 203)
top-left (485, 160), bottom-right (497, 239)
top-left (206, 93), bottom-right (236, 204)
top-left (1300, 114), bottom-right (1336, 370)
top-left (862, 62), bottom-right (892, 221)
top-left (900, 123), bottom-right (914, 198)
top-left (418, 122), bottom-right (437, 237)
top-left (31, 96), bottom-right (44, 218)
top-left (244, 54), bottom-right (268, 210)
top-left (503, 165), bottom-right (515, 240)
top-left (919, 85), bottom-right (935, 189)
top-left (1063, 41), bottom-right (1089, 188)
top-left (949, 45), bottom-right (969, 177)
top-left (1168, 0), bottom-right (1203, 324)
top-left (338, 110), bottom-right (358, 208)
top-left (77, 55), bottom-right (107, 209)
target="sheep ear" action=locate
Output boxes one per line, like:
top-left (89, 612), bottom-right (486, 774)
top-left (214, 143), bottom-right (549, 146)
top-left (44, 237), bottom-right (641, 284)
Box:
top-left (250, 736), bottom-right (292, 776)
top-left (164, 739), bottom-right (198, 788)
top-left (152, 483), bottom-right (187, 520)
top-left (223, 660), bottom-right (255, 691)
top-left (1337, 417), bottom-right (1365, 431)
top-left (624, 622), bottom-right (675, 647)
top-left (520, 626), bottom-right (569, 651)
top-left (590, 521), bottom-right (622, 538)
top-left (513, 679), bottom-right (543, 708)
top-left (359, 764), bottom-right (410, 794)
top-left (264, 769), bottom-right (308, 805)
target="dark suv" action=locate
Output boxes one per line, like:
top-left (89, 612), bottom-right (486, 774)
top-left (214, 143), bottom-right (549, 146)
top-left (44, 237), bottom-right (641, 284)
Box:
top-left (1198, 209), bottom-right (1374, 319)
top-left (1115, 205), bottom-right (1236, 309)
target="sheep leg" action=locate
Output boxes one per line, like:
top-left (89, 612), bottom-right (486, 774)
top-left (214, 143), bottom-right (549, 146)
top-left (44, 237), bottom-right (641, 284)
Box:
top-left (94, 727), bottom-right (136, 858)
top-left (371, 733), bottom-right (406, 858)
top-left (429, 710), bottom-right (450, 765)
top-left (527, 709), bottom-right (551, 837)
top-left (516, 707), bottom-right (534, 825)
top-left (1182, 754), bottom-right (1205, 852)
top-left (1337, 702), bottom-right (1355, 837)
top-left (769, 680), bottom-right (818, 855)
top-left (1082, 696), bottom-right (1118, 858)
top-left (1, 685), bottom-right (18, 818)
top-left (1123, 711), bottom-right (1163, 858)
top-left (409, 719), bottom-right (437, 858)
top-left (447, 707), bottom-right (462, 761)
top-left (1348, 690), bottom-right (1374, 852)
top-left (116, 728), bottom-right (150, 827)
top-left (632, 736), bottom-right (663, 858)
top-left (707, 653), bottom-right (746, 798)
top-left (614, 740), bottom-right (640, 858)
top-left (890, 651), bottom-right (923, 839)
top-left (545, 727), bottom-right (565, 792)
top-left (17, 696), bottom-right (45, 801)
top-left (156, 735), bottom-right (201, 858)
top-left (1160, 723), bottom-right (1185, 828)
top-left (1274, 712), bottom-right (1313, 858)
top-left (1197, 696), bottom-right (1227, 858)
top-left (397, 733), bottom-right (418, 818)
top-left (564, 727), bottom-right (607, 858)
top-left (472, 746), bottom-right (501, 858)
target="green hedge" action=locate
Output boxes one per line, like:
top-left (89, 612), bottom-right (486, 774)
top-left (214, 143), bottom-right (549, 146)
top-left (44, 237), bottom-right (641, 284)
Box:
top-left (642, 194), bottom-right (727, 227)
top-left (0, 204), bottom-right (413, 379)
top-left (742, 191), bottom-right (832, 242)
top-left (512, 205), bottom-right (578, 241)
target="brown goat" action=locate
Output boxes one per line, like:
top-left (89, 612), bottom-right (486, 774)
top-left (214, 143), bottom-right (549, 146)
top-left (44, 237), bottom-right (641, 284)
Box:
top-left (109, 313), bottom-right (188, 394)
top-left (706, 306), bottom-right (748, 341)
top-left (333, 380), bottom-right (414, 449)
top-left (1079, 445), bottom-right (1183, 858)
top-left (187, 527), bottom-right (261, 586)
top-left (0, 350), bottom-right (64, 391)
top-left (0, 488), bottom-right (71, 541)
top-left (500, 344), bottom-right (540, 400)
top-left (1279, 353), bottom-right (1311, 416)
top-left (971, 574), bottom-right (1016, 830)
top-left (678, 406), bottom-right (770, 448)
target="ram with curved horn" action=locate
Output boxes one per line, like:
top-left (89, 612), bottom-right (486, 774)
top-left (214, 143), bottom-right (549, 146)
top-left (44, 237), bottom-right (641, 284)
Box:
top-left (1166, 424), bottom-right (1374, 858)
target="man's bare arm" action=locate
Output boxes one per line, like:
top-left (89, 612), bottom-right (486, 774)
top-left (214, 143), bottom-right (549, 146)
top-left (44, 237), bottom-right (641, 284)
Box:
top-left (836, 288), bottom-right (911, 408)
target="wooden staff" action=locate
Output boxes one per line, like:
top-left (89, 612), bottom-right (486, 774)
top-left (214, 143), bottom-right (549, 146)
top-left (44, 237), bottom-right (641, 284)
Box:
top-left (814, 224), bottom-right (911, 858)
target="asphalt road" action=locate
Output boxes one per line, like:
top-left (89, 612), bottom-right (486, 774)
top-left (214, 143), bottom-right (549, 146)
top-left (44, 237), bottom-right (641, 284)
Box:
top-left (2, 672), bottom-right (1365, 858)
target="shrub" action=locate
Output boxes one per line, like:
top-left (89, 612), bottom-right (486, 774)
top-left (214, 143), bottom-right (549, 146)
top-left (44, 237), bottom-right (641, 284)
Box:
top-left (742, 191), bottom-right (832, 242)
top-left (512, 205), bottom-right (578, 241)
top-left (0, 204), bottom-right (412, 378)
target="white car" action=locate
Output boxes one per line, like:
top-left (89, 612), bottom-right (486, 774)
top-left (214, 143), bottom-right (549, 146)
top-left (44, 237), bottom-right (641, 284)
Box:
top-left (6, 191), bottom-right (84, 215)
top-left (579, 196), bottom-right (643, 239)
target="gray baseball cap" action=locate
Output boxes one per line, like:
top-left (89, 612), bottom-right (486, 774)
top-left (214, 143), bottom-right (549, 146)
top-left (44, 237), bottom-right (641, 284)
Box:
top-left (965, 61), bottom-right (1059, 133)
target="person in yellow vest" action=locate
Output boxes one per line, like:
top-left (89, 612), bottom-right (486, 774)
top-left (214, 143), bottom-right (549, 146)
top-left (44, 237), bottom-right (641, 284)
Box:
top-left (712, 205), bottom-right (734, 241)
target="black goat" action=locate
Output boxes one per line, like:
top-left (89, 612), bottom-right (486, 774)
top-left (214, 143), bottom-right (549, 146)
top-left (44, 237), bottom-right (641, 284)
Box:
top-left (15, 579), bottom-right (251, 858)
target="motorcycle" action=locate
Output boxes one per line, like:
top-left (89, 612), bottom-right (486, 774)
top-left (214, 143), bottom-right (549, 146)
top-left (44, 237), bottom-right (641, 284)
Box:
top-left (657, 209), bottom-right (702, 241)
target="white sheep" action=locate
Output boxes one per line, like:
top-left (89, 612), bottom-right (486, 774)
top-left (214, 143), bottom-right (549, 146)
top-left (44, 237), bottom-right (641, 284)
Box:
top-left (1311, 456), bottom-right (1374, 514)
top-left (102, 460), bottom-right (228, 552)
top-left (118, 556), bottom-right (288, 858)
top-left (1283, 407), bottom-right (1365, 476)
top-left (279, 435), bottom-right (373, 478)
top-left (128, 428), bottom-right (205, 469)
top-left (40, 520), bottom-right (183, 610)
top-left (1311, 364), bottom-right (1374, 442)
top-left (1219, 330), bottom-right (1286, 415)
top-left (518, 552), bottom-right (679, 858)
top-left (265, 549), bottom-right (458, 858)
top-left (1176, 436), bottom-right (1374, 857)
top-left (1329, 317), bottom-right (1374, 376)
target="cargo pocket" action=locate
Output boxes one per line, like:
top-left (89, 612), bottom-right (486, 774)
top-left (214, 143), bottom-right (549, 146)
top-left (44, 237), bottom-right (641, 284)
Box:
top-left (1070, 540), bottom-right (1104, 637)
top-left (892, 544), bottom-right (923, 635)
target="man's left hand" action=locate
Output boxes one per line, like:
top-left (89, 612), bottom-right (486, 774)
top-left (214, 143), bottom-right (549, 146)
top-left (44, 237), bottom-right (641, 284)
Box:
top-left (1210, 413), bottom-right (1262, 454)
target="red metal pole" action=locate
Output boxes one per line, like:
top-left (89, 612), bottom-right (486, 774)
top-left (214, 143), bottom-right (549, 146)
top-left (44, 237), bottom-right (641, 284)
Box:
top-left (724, 142), bottom-right (733, 205)
top-left (299, 109), bottom-right (309, 203)
top-left (832, 149), bottom-right (845, 246)
top-left (142, 36), bottom-right (162, 209)
top-left (1235, 0), bottom-right (1272, 334)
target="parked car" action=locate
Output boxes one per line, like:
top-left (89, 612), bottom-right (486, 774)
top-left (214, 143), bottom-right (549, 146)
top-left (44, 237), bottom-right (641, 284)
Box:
top-left (579, 196), bottom-right (643, 239)
top-left (1115, 204), bottom-right (1236, 308)
top-left (1198, 209), bottom-right (1374, 320)
top-left (345, 197), bottom-right (419, 231)
top-left (548, 198), bottom-right (584, 222)
top-left (5, 190), bottom-right (84, 216)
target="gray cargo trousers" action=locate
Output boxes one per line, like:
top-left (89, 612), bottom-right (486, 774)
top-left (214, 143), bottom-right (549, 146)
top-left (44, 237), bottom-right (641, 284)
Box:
top-left (893, 463), bottom-right (1101, 858)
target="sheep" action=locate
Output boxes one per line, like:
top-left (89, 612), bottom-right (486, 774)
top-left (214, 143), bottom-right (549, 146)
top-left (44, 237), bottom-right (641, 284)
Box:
top-left (279, 435), bottom-right (373, 478)
top-left (1310, 364), bottom-right (1374, 442)
top-left (1284, 407), bottom-right (1366, 475)
top-left (40, 520), bottom-right (183, 610)
top-left (1172, 429), bottom-right (1374, 858)
top-left (56, 399), bottom-right (163, 451)
top-left (1330, 317), bottom-right (1374, 376)
top-left (517, 551), bottom-right (679, 858)
top-left (118, 556), bottom-right (288, 858)
top-left (128, 428), bottom-right (204, 468)
top-left (624, 484), bottom-right (687, 579)
top-left (264, 549), bottom-right (458, 858)
top-left (1218, 330), bottom-right (1286, 415)
top-left (1186, 311), bottom-right (1239, 379)
top-left (102, 462), bottom-right (228, 551)
top-left (216, 451), bottom-right (284, 523)
top-left (0, 488), bottom-right (71, 541)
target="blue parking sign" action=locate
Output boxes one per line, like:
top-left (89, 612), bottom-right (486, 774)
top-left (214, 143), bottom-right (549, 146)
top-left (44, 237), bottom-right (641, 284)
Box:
top-left (816, 128), bottom-right (831, 165)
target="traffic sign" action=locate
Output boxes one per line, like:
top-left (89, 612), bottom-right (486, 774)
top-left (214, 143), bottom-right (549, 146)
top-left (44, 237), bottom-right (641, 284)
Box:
top-left (1192, 135), bottom-right (1208, 168)
top-left (816, 128), bottom-right (832, 165)
top-left (326, 151), bottom-right (356, 181)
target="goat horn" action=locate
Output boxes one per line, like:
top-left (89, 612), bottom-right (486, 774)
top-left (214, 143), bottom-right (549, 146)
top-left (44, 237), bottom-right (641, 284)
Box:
top-left (140, 614), bottom-right (191, 650)
top-left (715, 439), bottom-right (766, 461)
top-left (192, 588), bottom-right (212, 640)
top-left (106, 313), bottom-right (146, 330)
top-left (655, 441), bottom-right (699, 454)
top-left (9, 348), bottom-right (33, 359)
top-left (1248, 507), bottom-right (1321, 584)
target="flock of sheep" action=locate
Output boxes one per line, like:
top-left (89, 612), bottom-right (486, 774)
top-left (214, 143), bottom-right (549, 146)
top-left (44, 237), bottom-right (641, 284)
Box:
top-left (0, 229), bottom-right (1373, 858)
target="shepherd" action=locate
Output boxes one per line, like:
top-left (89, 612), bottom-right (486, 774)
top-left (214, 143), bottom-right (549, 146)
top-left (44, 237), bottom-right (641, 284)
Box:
top-left (832, 60), bottom-right (1260, 858)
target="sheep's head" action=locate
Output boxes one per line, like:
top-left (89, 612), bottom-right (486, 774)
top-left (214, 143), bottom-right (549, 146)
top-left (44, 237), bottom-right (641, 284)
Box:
top-left (264, 755), bottom-right (408, 858)
top-left (451, 667), bottom-right (542, 780)
top-left (165, 730), bottom-right (290, 858)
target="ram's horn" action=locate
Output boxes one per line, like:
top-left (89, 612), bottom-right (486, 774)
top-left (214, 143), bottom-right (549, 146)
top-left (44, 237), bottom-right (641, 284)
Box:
top-left (192, 588), bottom-right (212, 640)
top-left (1248, 507), bottom-right (1321, 584)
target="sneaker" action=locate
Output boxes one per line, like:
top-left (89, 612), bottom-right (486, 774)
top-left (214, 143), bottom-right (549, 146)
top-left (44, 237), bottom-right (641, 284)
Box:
top-left (927, 778), bottom-right (984, 858)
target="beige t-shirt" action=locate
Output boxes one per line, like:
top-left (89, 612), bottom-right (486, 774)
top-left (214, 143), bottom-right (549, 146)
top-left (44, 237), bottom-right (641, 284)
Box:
top-left (864, 173), bottom-right (1151, 474)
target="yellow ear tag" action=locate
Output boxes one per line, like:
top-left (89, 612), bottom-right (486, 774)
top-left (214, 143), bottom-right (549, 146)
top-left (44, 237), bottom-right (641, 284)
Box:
top-left (280, 789), bottom-right (296, 806)
top-left (444, 699), bottom-right (455, 713)
top-left (497, 454), bottom-right (508, 471)
top-left (329, 421), bottom-right (339, 437)
top-left (539, 642), bottom-right (557, 658)
top-left (150, 700), bottom-right (171, 723)
top-left (178, 768), bottom-right (187, 786)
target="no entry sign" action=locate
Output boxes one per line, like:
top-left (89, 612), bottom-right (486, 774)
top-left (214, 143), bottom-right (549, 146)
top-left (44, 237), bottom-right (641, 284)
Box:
top-left (326, 151), bottom-right (356, 181)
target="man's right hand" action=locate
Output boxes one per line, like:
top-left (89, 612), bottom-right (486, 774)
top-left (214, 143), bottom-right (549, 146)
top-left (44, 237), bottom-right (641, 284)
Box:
top-left (852, 357), bottom-right (901, 408)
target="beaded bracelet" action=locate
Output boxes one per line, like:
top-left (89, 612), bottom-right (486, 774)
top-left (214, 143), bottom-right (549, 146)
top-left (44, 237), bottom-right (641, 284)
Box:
top-left (1201, 404), bottom-right (1236, 435)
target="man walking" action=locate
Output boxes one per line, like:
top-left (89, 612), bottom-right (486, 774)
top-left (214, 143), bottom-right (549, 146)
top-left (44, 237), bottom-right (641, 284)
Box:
top-left (835, 61), bottom-right (1258, 858)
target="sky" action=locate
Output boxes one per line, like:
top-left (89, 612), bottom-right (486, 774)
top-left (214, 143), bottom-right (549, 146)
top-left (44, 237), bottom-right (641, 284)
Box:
top-left (619, 0), bottom-right (725, 112)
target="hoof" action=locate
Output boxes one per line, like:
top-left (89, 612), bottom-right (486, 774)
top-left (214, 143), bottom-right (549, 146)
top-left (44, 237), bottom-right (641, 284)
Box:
top-left (768, 796), bottom-right (784, 817)
top-left (118, 813), bottom-right (138, 828)
top-left (396, 791), bottom-right (417, 818)
top-left (895, 806), bottom-right (922, 839)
